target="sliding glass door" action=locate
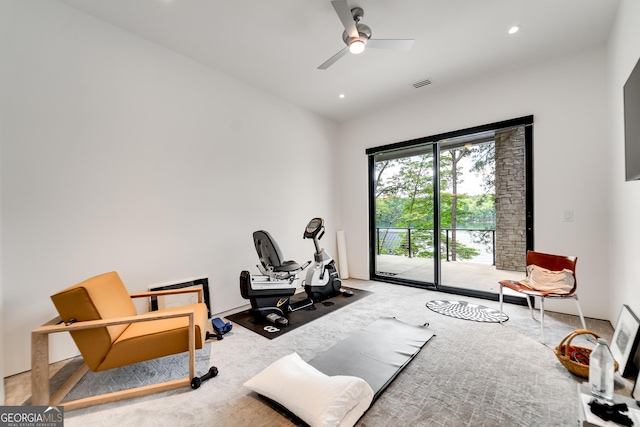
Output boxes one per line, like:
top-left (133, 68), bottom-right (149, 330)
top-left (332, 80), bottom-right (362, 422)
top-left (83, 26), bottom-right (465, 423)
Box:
top-left (373, 145), bottom-right (438, 285)
top-left (367, 117), bottom-right (533, 300)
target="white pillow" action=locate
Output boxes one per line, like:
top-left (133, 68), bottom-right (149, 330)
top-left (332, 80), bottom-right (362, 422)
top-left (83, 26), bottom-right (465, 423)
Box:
top-left (243, 352), bottom-right (374, 427)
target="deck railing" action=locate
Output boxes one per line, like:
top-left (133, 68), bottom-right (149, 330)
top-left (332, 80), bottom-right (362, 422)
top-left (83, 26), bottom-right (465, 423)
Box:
top-left (375, 227), bottom-right (496, 265)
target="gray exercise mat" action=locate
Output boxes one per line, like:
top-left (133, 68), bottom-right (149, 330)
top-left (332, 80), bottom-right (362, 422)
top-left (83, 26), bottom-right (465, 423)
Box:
top-left (308, 317), bottom-right (435, 401)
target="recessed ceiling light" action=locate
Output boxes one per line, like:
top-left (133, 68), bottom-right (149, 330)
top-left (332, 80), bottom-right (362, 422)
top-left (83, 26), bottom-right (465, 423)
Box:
top-left (508, 25), bottom-right (520, 35)
top-left (338, 93), bottom-right (345, 99)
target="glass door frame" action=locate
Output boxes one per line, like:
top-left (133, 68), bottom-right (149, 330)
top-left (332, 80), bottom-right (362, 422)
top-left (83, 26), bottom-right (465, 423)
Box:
top-left (367, 115), bottom-right (534, 303)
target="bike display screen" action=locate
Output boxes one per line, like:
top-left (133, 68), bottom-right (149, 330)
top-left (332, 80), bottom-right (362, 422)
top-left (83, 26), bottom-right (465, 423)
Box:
top-left (305, 218), bottom-right (323, 237)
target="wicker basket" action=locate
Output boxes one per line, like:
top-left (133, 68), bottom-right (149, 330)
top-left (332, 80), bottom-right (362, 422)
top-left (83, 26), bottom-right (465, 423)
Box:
top-left (555, 329), bottom-right (619, 378)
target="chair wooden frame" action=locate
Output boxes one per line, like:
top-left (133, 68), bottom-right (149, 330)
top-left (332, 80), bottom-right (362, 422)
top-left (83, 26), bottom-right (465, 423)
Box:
top-left (498, 250), bottom-right (586, 343)
top-left (31, 287), bottom-right (204, 411)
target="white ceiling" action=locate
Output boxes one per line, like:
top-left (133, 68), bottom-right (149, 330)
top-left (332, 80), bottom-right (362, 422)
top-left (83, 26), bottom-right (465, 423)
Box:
top-left (57, 0), bottom-right (620, 123)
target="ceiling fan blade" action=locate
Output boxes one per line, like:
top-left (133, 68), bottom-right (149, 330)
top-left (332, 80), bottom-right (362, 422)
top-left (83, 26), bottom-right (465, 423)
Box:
top-left (317, 47), bottom-right (349, 70)
top-left (367, 39), bottom-right (415, 51)
top-left (331, 0), bottom-right (358, 39)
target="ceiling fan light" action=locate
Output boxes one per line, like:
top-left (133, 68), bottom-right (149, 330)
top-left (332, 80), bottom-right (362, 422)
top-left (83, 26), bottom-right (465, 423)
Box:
top-left (349, 40), bottom-right (366, 54)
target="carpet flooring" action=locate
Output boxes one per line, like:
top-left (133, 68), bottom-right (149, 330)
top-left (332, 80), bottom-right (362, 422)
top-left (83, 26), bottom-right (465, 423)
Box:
top-left (6, 279), bottom-right (632, 427)
top-left (22, 343), bottom-right (213, 406)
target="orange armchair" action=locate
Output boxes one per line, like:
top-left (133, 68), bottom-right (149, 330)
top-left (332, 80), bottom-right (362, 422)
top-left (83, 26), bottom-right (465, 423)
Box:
top-left (31, 271), bottom-right (211, 410)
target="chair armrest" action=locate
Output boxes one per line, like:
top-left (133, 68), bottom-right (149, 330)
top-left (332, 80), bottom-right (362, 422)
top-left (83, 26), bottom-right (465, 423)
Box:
top-left (129, 287), bottom-right (204, 303)
top-left (32, 308), bottom-right (196, 335)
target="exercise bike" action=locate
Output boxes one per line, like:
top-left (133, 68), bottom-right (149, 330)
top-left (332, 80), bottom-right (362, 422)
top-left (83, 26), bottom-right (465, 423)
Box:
top-left (239, 217), bottom-right (344, 325)
top-left (302, 217), bottom-right (343, 302)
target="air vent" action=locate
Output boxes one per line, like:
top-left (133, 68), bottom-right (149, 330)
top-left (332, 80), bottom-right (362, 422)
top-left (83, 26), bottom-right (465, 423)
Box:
top-left (412, 78), bottom-right (432, 89)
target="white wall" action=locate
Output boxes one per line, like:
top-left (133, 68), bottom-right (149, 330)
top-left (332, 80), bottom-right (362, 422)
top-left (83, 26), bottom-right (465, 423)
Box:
top-left (607, 0), bottom-right (640, 326)
top-left (0, 1), bottom-right (338, 376)
top-left (337, 46), bottom-right (611, 320)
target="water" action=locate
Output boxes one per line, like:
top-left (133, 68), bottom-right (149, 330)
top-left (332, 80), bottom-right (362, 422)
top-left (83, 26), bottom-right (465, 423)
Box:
top-left (447, 230), bottom-right (494, 264)
top-left (377, 228), bottom-right (495, 264)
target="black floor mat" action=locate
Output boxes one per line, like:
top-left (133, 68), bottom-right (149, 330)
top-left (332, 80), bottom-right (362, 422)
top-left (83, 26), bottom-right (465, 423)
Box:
top-left (227, 287), bottom-right (372, 339)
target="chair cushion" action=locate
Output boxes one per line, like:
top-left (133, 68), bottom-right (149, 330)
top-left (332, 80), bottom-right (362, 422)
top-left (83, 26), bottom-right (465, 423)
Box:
top-left (97, 302), bottom-right (208, 371)
top-left (244, 352), bottom-right (373, 427)
top-left (50, 272), bottom-right (137, 371)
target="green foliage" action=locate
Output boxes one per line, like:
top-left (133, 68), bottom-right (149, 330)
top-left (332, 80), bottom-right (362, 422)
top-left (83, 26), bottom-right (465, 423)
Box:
top-left (469, 142), bottom-right (495, 193)
top-left (374, 143), bottom-right (495, 261)
top-left (451, 242), bottom-right (480, 259)
top-left (465, 194), bottom-right (496, 227)
top-left (375, 197), bottom-right (404, 228)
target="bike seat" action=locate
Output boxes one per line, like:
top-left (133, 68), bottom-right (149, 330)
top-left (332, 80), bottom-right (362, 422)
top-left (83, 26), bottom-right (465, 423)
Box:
top-left (274, 260), bottom-right (302, 272)
top-left (253, 230), bottom-right (302, 275)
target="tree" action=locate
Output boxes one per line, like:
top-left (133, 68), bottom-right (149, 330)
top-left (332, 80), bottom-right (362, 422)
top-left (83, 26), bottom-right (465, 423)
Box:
top-left (374, 155), bottom-right (433, 256)
top-left (375, 196), bottom-right (404, 254)
top-left (374, 160), bottom-right (391, 198)
top-left (440, 143), bottom-right (496, 261)
top-left (443, 148), bottom-right (467, 260)
top-left (468, 142), bottom-right (495, 194)
top-left (374, 138), bottom-right (498, 262)
top-left (374, 153), bottom-right (480, 260)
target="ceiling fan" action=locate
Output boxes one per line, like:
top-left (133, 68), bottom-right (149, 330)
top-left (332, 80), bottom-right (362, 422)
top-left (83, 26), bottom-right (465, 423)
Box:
top-left (318, 0), bottom-right (414, 70)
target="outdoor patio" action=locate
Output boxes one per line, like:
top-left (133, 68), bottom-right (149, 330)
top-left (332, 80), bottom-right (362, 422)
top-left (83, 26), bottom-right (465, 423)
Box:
top-left (375, 254), bottom-right (526, 297)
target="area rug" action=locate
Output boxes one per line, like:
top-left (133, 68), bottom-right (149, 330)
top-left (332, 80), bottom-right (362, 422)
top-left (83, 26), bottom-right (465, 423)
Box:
top-left (24, 342), bottom-right (213, 405)
top-left (426, 300), bottom-right (508, 322)
top-left (227, 287), bottom-right (372, 339)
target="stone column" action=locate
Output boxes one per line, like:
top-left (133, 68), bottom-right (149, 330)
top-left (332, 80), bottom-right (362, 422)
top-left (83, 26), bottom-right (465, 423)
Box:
top-left (494, 128), bottom-right (526, 272)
